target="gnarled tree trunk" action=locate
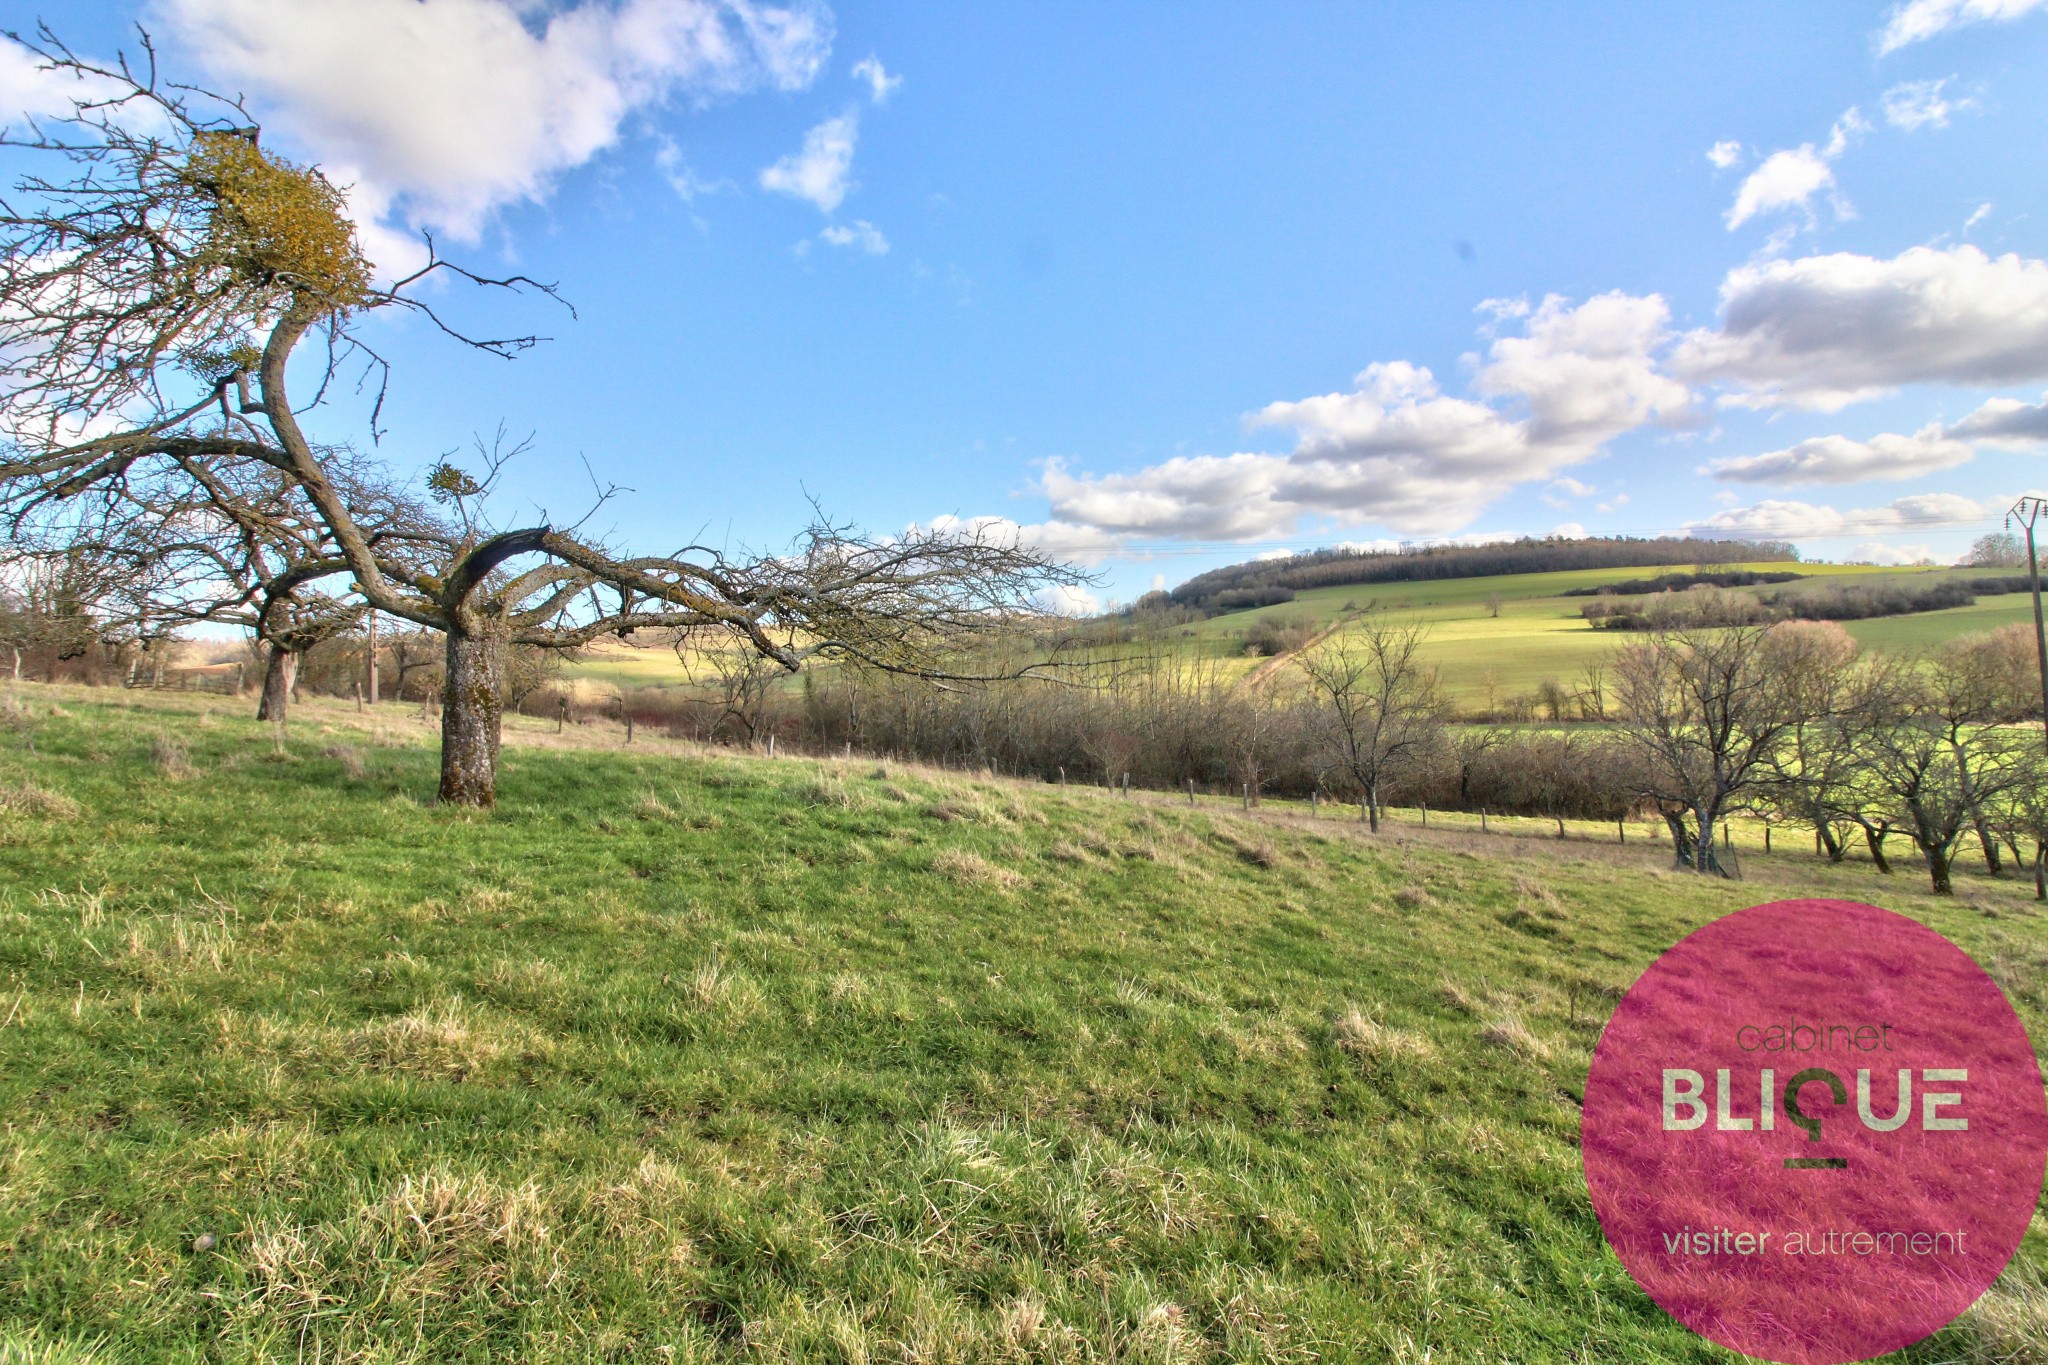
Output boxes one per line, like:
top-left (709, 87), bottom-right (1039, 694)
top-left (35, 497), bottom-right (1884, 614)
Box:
top-left (255, 647), bottom-right (298, 723)
top-left (439, 622), bottom-right (506, 806)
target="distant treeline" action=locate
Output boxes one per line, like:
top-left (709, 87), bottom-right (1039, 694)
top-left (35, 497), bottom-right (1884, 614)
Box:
top-left (1583, 575), bottom-right (2036, 630)
top-left (1562, 569), bottom-right (1807, 597)
top-left (1165, 536), bottom-right (1796, 615)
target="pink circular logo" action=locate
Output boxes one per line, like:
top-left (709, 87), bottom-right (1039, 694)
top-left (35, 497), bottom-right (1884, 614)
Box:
top-left (1582, 899), bottom-right (2047, 1363)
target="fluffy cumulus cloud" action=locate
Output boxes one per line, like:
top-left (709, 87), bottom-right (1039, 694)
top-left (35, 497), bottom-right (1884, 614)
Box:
top-left (1946, 391), bottom-right (2048, 447)
top-left (1877, 0), bottom-right (2048, 53)
top-left (1686, 492), bottom-right (1994, 539)
top-left (759, 111), bottom-right (858, 213)
top-left (1705, 426), bottom-right (1974, 484)
top-left (157, 0), bottom-right (832, 265)
top-left (1725, 111), bottom-right (1863, 231)
top-left (1672, 245), bottom-right (2048, 410)
top-left (1041, 292), bottom-right (1690, 542)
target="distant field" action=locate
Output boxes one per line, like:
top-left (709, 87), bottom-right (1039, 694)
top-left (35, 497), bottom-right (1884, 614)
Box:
top-left (1174, 563), bottom-right (2014, 703)
top-left (1, 685), bottom-right (2043, 1360)
top-left (554, 562), bottom-right (2035, 707)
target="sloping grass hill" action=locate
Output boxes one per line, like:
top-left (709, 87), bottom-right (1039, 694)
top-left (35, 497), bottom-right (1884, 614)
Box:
top-left (0, 688), bottom-right (2043, 1362)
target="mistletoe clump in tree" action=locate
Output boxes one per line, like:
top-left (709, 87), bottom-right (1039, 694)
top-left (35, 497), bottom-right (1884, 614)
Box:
top-left (0, 31), bottom-right (1083, 804)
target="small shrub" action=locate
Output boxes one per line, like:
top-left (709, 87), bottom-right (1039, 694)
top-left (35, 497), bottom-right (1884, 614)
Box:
top-left (322, 744), bottom-right (367, 779)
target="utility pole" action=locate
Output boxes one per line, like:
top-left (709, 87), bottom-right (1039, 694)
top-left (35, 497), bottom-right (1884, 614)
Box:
top-left (2012, 497), bottom-right (2048, 754)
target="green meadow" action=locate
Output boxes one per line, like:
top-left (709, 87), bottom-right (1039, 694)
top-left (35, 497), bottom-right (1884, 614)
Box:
top-left (0, 686), bottom-right (2043, 1362)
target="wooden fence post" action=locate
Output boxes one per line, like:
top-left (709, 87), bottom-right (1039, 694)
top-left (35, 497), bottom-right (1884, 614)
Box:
top-left (1480, 807), bottom-right (1488, 833)
top-left (1419, 801), bottom-right (1427, 827)
top-left (557, 698), bottom-right (567, 734)
top-left (1187, 778), bottom-right (1196, 805)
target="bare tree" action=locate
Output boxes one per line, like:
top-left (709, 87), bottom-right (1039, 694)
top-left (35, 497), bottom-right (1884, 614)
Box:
top-left (1755, 622), bottom-right (1865, 863)
top-left (688, 633), bottom-right (784, 748)
top-left (1855, 647), bottom-right (2036, 894)
top-left (1611, 620), bottom-right (1805, 877)
top-left (1294, 616), bottom-right (1445, 830)
top-left (0, 34), bottom-right (1083, 804)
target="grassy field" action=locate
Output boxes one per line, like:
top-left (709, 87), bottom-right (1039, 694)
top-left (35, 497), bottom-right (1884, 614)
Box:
top-left (0, 686), bottom-right (2044, 1362)
top-left (1180, 563), bottom-right (2030, 703)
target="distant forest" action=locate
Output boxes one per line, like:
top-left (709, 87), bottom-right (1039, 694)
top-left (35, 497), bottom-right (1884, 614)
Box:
top-left (1161, 536), bottom-right (1798, 615)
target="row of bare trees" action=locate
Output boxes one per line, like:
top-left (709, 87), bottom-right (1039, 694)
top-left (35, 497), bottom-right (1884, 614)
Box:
top-left (766, 614), bottom-right (2045, 896)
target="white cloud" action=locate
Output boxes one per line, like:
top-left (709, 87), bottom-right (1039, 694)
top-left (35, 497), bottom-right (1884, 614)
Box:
top-left (850, 55), bottom-right (900, 103)
top-left (158, 0), bottom-right (832, 265)
top-left (1672, 245), bottom-right (2048, 410)
top-left (1687, 492), bottom-right (1994, 539)
top-left (1883, 77), bottom-right (1968, 129)
top-left (0, 37), bottom-right (140, 124)
top-left (1724, 111), bottom-right (1863, 231)
top-left (1852, 541), bottom-right (1935, 565)
top-left (1727, 149), bottom-right (1835, 230)
top-left (1706, 140), bottom-right (1745, 170)
top-left (916, 513), bottom-right (1127, 565)
top-left (1550, 476), bottom-right (1596, 497)
top-left (1878, 0), bottom-right (2048, 53)
top-left (1254, 548), bottom-right (1295, 561)
top-left (760, 110), bottom-right (857, 213)
top-left (1947, 391), bottom-right (2048, 447)
top-left (1150, 574), bottom-right (1166, 592)
top-left (819, 219), bottom-right (888, 253)
top-left (654, 138), bottom-right (729, 201)
top-left (1964, 202), bottom-right (1993, 232)
top-left (1551, 521), bottom-right (1588, 538)
top-left (1705, 425), bottom-right (1974, 484)
top-left (1043, 292), bottom-right (1690, 541)
top-left (1035, 583), bottom-right (1101, 617)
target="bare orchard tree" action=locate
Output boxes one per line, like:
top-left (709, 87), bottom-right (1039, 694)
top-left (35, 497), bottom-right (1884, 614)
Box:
top-left (1755, 622), bottom-right (1865, 863)
top-left (1293, 615), bottom-right (1445, 830)
top-left (1611, 619), bottom-right (1807, 877)
top-left (686, 630), bottom-right (784, 748)
top-left (0, 35), bottom-right (1084, 804)
top-left (1855, 648), bottom-right (2035, 895)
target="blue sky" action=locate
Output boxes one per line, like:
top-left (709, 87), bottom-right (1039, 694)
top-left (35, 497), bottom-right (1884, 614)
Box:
top-left (12, 1), bottom-right (2048, 608)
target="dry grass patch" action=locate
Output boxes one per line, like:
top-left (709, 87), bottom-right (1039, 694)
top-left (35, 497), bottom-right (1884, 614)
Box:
top-left (931, 847), bottom-right (1027, 891)
top-left (1216, 828), bottom-right (1280, 869)
top-left (150, 734), bottom-right (194, 780)
top-left (1332, 1006), bottom-right (1438, 1064)
top-left (0, 781), bottom-right (81, 820)
top-left (1479, 1010), bottom-right (1552, 1060)
top-left (321, 743), bottom-right (366, 778)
